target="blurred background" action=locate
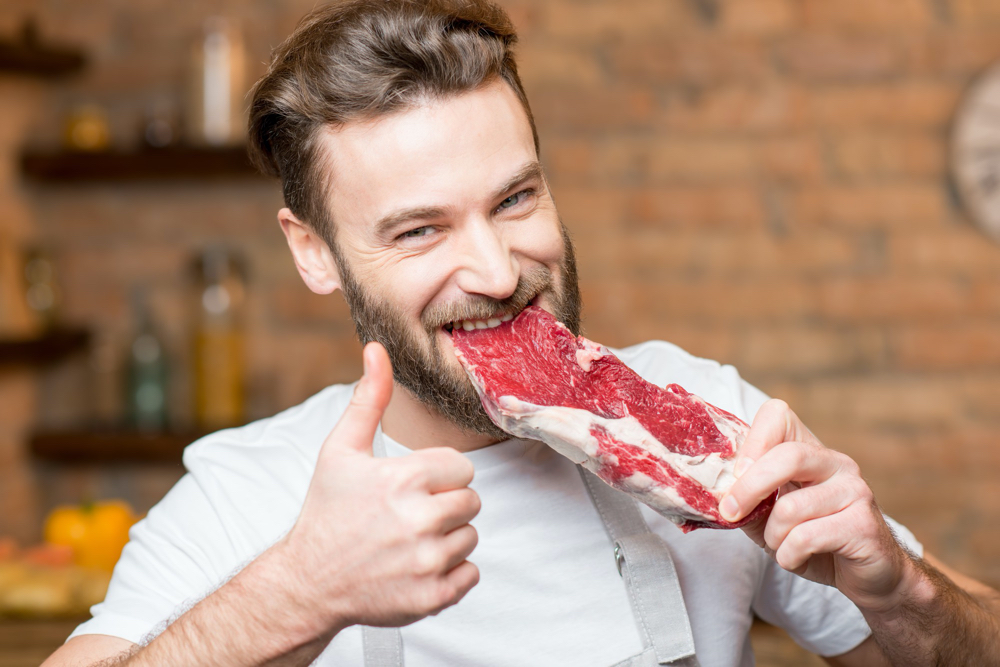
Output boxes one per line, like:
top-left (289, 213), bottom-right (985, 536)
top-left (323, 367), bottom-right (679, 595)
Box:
top-left (1, 0), bottom-right (1000, 663)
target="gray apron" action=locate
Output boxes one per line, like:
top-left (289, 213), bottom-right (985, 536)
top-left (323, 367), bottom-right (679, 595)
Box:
top-left (362, 428), bottom-right (700, 667)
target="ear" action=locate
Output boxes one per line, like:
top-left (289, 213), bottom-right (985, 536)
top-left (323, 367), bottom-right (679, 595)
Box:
top-left (277, 208), bottom-right (341, 294)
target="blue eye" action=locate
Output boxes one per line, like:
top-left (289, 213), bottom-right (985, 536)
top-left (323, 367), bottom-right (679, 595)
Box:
top-left (499, 193), bottom-right (521, 209)
top-left (497, 189), bottom-right (533, 211)
top-left (401, 226), bottom-right (432, 238)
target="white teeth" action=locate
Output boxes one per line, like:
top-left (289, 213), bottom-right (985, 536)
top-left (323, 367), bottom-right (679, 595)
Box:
top-left (450, 312), bottom-right (517, 332)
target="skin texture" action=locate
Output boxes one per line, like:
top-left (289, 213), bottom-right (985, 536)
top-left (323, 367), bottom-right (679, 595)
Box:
top-left (44, 83), bottom-right (1000, 667)
top-left (721, 399), bottom-right (1000, 666)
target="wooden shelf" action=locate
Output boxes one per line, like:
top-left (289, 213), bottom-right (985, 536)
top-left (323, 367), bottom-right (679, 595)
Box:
top-left (30, 428), bottom-right (206, 464)
top-left (0, 38), bottom-right (85, 78)
top-left (20, 147), bottom-right (264, 183)
top-left (0, 328), bottom-right (89, 368)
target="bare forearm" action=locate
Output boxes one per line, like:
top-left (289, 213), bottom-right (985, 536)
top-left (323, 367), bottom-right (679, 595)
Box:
top-left (116, 545), bottom-right (340, 667)
top-left (863, 556), bottom-right (1000, 667)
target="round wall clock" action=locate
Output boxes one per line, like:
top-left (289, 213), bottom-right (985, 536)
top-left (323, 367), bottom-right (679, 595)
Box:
top-left (951, 61), bottom-right (1000, 242)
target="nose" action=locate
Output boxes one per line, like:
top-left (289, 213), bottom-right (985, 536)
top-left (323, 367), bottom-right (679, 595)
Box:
top-left (454, 217), bottom-right (519, 300)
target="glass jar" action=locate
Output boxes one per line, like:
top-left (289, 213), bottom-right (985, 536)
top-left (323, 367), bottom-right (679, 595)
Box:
top-left (192, 248), bottom-right (246, 430)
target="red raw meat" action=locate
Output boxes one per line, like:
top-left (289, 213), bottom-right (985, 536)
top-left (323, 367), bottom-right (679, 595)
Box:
top-left (452, 306), bottom-right (775, 532)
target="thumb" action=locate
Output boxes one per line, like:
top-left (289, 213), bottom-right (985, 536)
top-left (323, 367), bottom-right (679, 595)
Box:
top-left (320, 342), bottom-right (394, 458)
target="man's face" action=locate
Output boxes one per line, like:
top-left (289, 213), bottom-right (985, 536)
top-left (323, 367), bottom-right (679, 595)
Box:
top-left (319, 81), bottom-right (581, 438)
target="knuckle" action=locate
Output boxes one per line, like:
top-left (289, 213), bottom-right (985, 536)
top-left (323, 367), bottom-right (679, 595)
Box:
top-left (413, 541), bottom-right (446, 577)
top-left (837, 453), bottom-right (861, 477)
top-left (773, 493), bottom-right (801, 523)
top-left (379, 464), bottom-right (412, 492)
top-left (767, 398), bottom-right (790, 413)
top-left (410, 505), bottom-right (443, 535)
top-left (779, 528), bottom-right (809, 564)
top-left (840, 474), bottom-right (871, 503)
top-left (405, 465), bottom-right (430, 490)
top-left (783, 442), bottom-right (809, 470)
top-left (853, 478), bottom-right (874, 504)
top-left (801, 440), bottom-right (825, 460)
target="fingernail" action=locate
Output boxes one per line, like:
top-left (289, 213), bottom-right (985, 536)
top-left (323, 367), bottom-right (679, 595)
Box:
top-left (735, 457), bottom-right (754, 478)
top-left (720, 495), bottom-right (740, 522)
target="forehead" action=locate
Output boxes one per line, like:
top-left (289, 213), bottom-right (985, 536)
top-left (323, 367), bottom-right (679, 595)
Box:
top-left (316, 81), bottom-right (538, 234)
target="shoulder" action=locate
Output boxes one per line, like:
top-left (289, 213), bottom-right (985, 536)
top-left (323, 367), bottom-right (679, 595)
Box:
top-left (183, 382), bottom-right (358, 478)
top-left (173, 382), bottom-right (359, 549)
top-left (612, 340), bottom-right (768, 423)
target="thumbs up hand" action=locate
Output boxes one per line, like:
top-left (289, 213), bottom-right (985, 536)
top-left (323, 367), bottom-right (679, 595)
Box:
top-left (279, 342), bottom-right (481, 631)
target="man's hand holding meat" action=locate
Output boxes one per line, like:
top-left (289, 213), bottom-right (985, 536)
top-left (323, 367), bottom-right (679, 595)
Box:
top-left (720, 398), bottom-right (1000, 665)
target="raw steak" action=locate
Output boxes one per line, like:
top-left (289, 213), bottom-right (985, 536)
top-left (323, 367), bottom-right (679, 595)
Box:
top-left (452, 306), bottom-right (775, 532)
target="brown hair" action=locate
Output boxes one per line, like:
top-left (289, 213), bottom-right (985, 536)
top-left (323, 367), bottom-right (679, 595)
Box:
top-left (247, 0), bottom-right (537, 240)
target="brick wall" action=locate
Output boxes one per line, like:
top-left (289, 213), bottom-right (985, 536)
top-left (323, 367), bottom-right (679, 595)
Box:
top-left (0, 0), bottom-right (998, 585)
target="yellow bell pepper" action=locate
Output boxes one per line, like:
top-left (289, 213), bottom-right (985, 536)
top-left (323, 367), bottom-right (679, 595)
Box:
top-left (43, 500), bottom-right (137, 573)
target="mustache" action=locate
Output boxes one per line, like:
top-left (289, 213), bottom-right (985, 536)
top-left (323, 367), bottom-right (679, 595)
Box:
top-left (422, 267), bottom-right (553, 332)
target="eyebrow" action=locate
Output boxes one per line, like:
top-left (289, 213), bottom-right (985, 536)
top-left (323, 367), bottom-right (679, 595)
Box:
top-left (373, 160), bottom-right (545, 239)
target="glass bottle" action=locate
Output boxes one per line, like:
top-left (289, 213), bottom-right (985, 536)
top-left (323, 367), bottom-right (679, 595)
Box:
top-left (186, 17), bottom-right (247, 147)
top-left (192, 248), bottom-right (246, 430)
top-left (127, 289), bottom-right (169, 432)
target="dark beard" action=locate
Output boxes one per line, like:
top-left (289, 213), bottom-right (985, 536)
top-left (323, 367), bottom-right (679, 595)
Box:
top-left (331, 224), bottom-right (582, 439)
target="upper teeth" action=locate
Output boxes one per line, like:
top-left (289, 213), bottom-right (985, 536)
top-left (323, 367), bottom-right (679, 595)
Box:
top-left (451, 312), bottom-right (514, 332)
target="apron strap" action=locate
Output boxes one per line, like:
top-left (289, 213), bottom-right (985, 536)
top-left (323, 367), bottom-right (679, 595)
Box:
top-left (362, 426), bottom-right (406, 666)
top-left (363, 625), bottom-right (404, 667)
top-left (610, 647), bottom-right (699, 667)
top-left (360, 426), bottom-right (698, 667)
top-left (579, 468), bottom-right (699, 667)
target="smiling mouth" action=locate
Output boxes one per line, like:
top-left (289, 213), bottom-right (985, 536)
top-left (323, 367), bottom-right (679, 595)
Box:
top-left (441, 297), bottom-right (538, 336)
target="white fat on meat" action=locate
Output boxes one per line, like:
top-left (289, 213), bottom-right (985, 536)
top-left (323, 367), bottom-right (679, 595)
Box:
top-left (492, 395), bottom-right (738, 523)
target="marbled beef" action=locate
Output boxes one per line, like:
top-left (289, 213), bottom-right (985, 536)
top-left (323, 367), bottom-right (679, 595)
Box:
top-left (452, 306), bottom-right (774, 532)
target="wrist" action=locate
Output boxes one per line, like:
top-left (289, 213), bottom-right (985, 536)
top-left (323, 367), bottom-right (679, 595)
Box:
top-left (860, 553), bottom-right (937, 621)
top-left (245, 537), bottom-right (351, 649)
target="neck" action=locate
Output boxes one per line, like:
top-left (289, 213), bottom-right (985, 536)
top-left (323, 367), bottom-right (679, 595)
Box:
top-left (381, 381), bottom-right (500, 453)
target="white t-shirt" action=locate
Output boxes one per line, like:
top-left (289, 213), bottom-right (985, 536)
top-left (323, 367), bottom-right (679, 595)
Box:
top-left (70, 340), bottom-right (922, 666)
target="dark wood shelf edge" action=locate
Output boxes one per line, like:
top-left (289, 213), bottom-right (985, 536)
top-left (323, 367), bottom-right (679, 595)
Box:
top-left (20, 147), bottom-right (266, 183)
top-left (0, 328), bottom-right (90, 368)
top-left (30, 429), bottom-right (206, 464)
top-left (0, 40), bottom-right (85, 78)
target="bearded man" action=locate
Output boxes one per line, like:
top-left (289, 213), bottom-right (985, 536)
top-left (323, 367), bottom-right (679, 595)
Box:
top-left (45, 1), bottom-right (1000, 666)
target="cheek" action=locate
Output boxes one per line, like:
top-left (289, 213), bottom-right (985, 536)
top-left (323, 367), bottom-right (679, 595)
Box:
top-left (510, 214), bottom-right (564, 266)
top-left (374, 256), bottom-right (454, 321)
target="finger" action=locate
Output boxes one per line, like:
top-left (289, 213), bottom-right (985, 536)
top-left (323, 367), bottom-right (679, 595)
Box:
top-left (738, 512), bottom-right (769, 550)
top-left (440, 524), bottom-right (479, 573)
top-left (436, 560), bottom-right (479, 612)
top-left (320, 342), bottom-right (394, 457)
top-left (772, 508), bottom-right (865, 574)
top-left (735, 399), bottom-right (819, 479)
top-left (428, 488), bottom-right (482, 534)
top-left (762, 480), bottom-right (857, 555)
top-left (408, 448), bottom-right (475, 492)
top-left (721, 441), bottom-right (847, 523)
